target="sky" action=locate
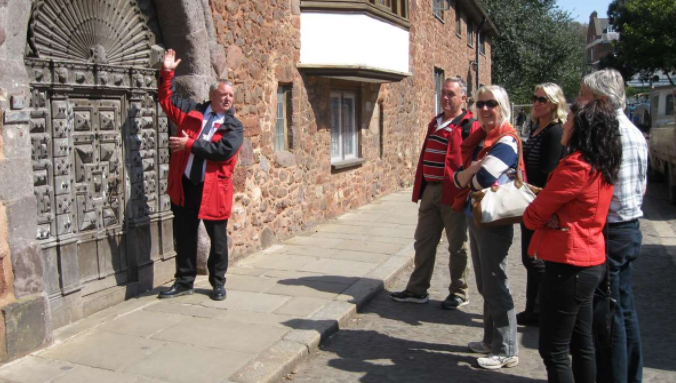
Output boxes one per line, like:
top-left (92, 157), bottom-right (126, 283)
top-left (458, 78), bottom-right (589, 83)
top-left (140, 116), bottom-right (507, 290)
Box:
top-left (556, 0), bottom-right (613, 23)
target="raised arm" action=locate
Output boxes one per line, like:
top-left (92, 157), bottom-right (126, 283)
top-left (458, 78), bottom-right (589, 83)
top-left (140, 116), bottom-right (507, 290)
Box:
top-left (158, 49), bottom-right (191, 126)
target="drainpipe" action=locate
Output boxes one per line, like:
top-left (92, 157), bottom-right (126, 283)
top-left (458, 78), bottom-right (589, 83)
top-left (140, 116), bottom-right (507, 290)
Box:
top-left (476, 17), bottom-right (487, 91)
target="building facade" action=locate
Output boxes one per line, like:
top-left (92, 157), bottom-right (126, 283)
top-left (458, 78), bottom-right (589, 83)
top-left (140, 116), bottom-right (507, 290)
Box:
top-left (0, 0), bottom-right (494, 361)
top-left (586, 10), bottom-right (618, 70)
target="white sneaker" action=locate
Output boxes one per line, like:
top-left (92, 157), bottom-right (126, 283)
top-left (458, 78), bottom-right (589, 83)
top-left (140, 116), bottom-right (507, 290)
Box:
top-left (477, 355), bottom-right (519, 369)
top-left (468, 341), bottom-right (491, 354)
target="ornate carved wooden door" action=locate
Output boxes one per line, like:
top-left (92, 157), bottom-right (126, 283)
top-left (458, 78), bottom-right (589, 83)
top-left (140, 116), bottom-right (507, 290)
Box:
top-left (24, 0), bottom-right (174, 328)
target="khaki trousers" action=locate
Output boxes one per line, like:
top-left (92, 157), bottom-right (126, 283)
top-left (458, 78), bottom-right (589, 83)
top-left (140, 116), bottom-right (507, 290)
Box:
top-left (405, 183), bottom-right (470, 299)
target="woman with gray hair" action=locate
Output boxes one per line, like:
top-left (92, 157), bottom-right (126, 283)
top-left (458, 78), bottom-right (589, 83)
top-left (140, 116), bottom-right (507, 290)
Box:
top-left (517, 83), bottom-right (567, 326)
top-left (453, 85), bottom-right (522, 369)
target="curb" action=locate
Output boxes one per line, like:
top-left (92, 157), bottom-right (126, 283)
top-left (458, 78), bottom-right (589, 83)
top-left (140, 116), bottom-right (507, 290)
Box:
top-left (228, 241), bottom-right (415, 383)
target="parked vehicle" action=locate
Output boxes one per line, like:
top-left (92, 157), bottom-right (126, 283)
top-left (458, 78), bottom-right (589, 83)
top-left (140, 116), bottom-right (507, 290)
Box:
top-left (648, 86), bottom-right (676, 204)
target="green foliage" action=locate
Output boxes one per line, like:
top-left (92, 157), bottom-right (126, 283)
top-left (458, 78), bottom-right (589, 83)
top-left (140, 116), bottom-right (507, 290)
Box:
top-left (608, 0), bottom-right (676, 85)
top-left (477, 0), bottom-right (587, 104)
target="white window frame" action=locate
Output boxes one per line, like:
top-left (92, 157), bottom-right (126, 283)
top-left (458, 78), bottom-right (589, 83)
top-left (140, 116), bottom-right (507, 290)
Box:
top-left (330, 91), bottom-right (359, 163)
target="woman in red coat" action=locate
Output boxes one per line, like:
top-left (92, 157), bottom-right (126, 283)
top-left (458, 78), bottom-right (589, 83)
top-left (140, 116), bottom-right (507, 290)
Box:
top-left (523, 99), bottom-right (622, 383)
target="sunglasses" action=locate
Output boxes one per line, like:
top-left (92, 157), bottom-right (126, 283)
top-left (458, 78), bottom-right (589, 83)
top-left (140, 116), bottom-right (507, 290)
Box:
top-left (531, 95), bottom-right (549, 104)
top-left (476, 100), bottom-right (499, 109)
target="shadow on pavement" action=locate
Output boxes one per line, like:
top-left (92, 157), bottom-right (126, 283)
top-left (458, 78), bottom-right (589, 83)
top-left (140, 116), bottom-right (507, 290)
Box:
top-left (289, 321), bottom-right (545, 383)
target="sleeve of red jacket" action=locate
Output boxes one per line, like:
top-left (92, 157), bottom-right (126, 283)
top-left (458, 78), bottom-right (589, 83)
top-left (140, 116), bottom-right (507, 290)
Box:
top-left (158, 69), bottom-right (190, 127)
top-left (523, 157), bottom-right (587, 230)
top-left (187, 121), bottom-right (244, 162)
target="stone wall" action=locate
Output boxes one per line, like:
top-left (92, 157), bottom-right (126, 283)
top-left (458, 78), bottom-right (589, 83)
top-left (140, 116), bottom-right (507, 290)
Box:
top-left (0, 0), bottom-right (51, 362)
top-left (208, 0), bottom-right (493, 260)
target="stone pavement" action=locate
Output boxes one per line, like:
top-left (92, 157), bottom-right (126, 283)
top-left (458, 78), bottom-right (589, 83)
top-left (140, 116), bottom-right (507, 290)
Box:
top-left (287, 181), bottom-right (676, 383)
top-left (0, 190), bottom-right (419, 383)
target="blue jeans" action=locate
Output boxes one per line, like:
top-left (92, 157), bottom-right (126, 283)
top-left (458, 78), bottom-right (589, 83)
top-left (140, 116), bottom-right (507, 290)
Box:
top-left (467, 218), bottom-right (518, 357)
top-left (596, 220), bottom-right (643, 383)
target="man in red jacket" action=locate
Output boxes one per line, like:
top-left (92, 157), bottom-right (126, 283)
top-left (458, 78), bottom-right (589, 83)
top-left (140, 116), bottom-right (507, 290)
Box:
top-left (157, 49), bottom-right (243, 301)
top-left (391, 78), bottom-right (480, 310)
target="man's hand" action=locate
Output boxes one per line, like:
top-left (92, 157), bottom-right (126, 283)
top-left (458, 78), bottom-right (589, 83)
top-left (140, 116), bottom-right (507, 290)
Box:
top-left (163, 49), bottom-right (182, 71)
top-left (169, 131), bottom-right (189, 152)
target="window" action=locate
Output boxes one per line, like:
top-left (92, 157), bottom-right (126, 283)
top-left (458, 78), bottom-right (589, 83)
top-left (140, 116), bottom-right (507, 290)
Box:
top-left (275, 85), bottom-right (293, 151)
top-left (433, 0), bottom-right (450, 21)
top-left (372, 0), bottom-right (391, 7)
top-left (455, 8), bottom-right (462, 36)
top-left (467, 22), bottom-right (474, 47)
top-left (331, 91), bottom-right (359, 162)
top-left (378, 102), bottom-right (385, 159)
top-left (367, 0), bottom-right (408, 19)
top-left (479, 32), bottom-right (485, 55)
top-left (667, 94), bottom-right (674, 116)
top-left (434, 68), bottom-right (445, 115)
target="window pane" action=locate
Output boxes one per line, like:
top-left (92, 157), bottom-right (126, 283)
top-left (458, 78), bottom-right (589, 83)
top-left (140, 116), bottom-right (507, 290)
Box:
top-left (343, 94), bottom-right (356, 159)
top-left (276, 88), bottom-right (285, 151)
top-left (434, 68), bottom-right (444, 116)
top-left (456, 8), bottom-right (461, 35)
top-left (330, 95), bottom-right (341, 159)
top-left (667, 94), bottom-right (674, 115)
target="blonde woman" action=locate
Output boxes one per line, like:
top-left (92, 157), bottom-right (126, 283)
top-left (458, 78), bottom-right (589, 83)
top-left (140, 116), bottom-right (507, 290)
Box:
top-left (517, 83), bottom-right (567, 326)
top-left (453, 85), bottom-right (522, 369)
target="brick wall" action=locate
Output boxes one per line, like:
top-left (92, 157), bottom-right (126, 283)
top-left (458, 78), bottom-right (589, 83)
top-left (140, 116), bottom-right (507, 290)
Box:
top-left (209, 0), bottom-right (492, 259)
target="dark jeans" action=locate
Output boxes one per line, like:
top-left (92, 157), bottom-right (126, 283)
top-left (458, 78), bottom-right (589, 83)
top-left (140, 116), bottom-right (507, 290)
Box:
top-left (520, 224), bottom-right (545, 313)
top-left (596, 220), bottom-right (643, 383)
top-left (171, 176), bottom-right (229, 288)
top-left (539, 261), bottom-right (604, 383)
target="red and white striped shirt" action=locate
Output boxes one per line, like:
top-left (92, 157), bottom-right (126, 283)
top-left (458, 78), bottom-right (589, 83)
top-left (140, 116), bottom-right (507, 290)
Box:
top-left (422, 117), bottom-right (454, 182)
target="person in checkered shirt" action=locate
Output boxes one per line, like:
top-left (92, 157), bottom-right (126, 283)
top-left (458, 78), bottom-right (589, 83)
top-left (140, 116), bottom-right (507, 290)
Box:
top-left (577, 69), bottom-right (648, 383)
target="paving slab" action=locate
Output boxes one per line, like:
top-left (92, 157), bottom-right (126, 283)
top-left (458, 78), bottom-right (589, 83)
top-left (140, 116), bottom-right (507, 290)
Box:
top-left (299, 258), bottom-right (379, 278)
top-left (96, 309), bottom-right (187, 338)
top-left (261, 244), bottom-right (339, 258)
top-left (51, 365), bottom-right (166, 383)
top-left (143, 301), bottom-right (225, 319)
top-left (237, 253), bottom-right (319, 271)
top-left (123, 343), bottom-right (252, 383)
top-left (0, 356), bottom-right (75, 383)
top-left (332, 239), bottom-right (406, 254)
top-left (151, 317), bottom-right (289, 354)
top-left (273, 297), bottom-right (330, 318)
top-left (37, 330), bottom-right (166, 371)
top-left (200, 290), bottom-right (289, 313)
top-left (196, 274), bottom-right (279, 293)
top-left (283, 236), bottom-right (344, 248)
top-left (309, 231), bottom-right (413, 245)
top-left (264, 279), bottom-right (351, 300)
top-left (216, 311), bottom-right (297, 328)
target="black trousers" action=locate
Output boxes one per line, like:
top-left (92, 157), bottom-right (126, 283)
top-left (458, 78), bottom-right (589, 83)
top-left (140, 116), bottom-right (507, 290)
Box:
top-left (539, 261), bottom-right (604, 383)
top-left (520, 223), bottom-right (545, 313)
top-left (171, 176), bottom-right (229, 288)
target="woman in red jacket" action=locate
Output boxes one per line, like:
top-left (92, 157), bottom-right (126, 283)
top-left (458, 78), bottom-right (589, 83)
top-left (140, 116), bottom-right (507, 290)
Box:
top-left (523, 99), bottom-right (622, 383)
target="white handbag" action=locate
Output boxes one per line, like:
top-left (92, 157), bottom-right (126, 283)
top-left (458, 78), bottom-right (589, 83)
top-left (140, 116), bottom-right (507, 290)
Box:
top-left (470, 135), bottom-right (541, 228)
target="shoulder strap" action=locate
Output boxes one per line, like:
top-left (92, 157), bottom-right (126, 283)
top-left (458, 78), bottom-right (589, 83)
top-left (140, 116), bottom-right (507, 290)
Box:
top-left (460, 117), bottom-right (476, 141)
top-left (494, 132), bottom-right (525, 186)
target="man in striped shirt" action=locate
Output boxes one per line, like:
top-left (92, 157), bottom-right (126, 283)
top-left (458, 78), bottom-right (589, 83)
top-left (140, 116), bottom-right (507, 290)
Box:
top-left (391, 78), bottom-right (480, 310)
top-left (578, 69), bottom-right (648, 383)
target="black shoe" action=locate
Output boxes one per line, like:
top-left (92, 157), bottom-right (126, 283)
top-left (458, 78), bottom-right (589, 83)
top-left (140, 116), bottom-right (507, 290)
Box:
top-left (390, 290), bottom-right (429, 304)
top-left (516, 311), bottom-right (539, 326)
top-left (441, 294), bottom-right (469, 310)
top-left (211, 285), bottom-right (227, 301)
top-left (158, 283), bottom-right (194, 299)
